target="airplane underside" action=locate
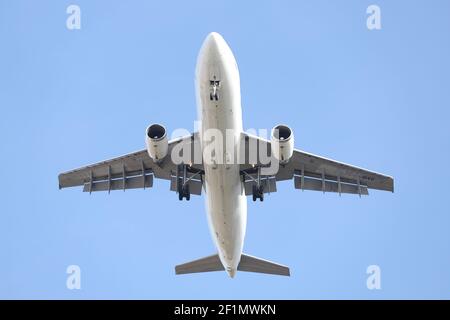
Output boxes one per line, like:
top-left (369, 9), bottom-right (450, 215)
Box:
top-left (58, 32), bottom-right (394, 278)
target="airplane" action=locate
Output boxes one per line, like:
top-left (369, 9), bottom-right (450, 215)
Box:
top-left (58, 32), bottom-right (394, 278)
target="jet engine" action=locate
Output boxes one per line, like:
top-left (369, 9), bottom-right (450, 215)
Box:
top-left (271, 124), bottom-right (294, 164)
top-left (146, 124), bottom-right (168, 162)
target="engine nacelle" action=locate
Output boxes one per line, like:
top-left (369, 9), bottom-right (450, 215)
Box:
top-left (146, 124), bottom-right (168, 162)
top-left (271, 124), bottom-right (294, 164)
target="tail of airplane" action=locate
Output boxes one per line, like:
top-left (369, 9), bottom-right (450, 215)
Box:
top-left (175, 253), bottom-right (290, 277)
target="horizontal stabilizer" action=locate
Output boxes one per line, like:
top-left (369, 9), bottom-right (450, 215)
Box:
top-left (175, 254), bottom-right (224, 275)
top-left (238, 254), bottom-right (290, 276)
top-left (175, 253), bottom-right (290, 276)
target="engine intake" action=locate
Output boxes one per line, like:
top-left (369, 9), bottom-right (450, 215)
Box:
top-left (271, 124), bottom-right (294, 164)
top-left (146, 124), bottom-right (168, 162)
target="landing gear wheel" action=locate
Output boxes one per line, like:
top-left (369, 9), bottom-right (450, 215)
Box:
top-left (252, 184), bottom-right (264, 202)
top-left (178, 182), bottom-right (191, 201)
top-left (177, 182), bottom-right (183, 201)
top-left (184, 185), bottom-right (190, 201)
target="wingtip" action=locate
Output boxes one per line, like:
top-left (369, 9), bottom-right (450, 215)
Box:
top-left (57, 174), bottom-right (64, 190)
top-left (389, 176), bottom-right (395, 193)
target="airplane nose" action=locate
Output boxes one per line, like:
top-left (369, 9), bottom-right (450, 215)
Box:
top-left (203, 32), bottom-right (224, 56)
top-left (206, 32), bottom-right (223, 43)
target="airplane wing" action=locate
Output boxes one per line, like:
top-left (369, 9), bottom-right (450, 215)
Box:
top-left (240, 133), bottom-right (393, 196)
top-left (58, 133), bottom-right (204, 195)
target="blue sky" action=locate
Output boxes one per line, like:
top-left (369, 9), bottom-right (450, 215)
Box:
top-left (1, 0), bottom-right (450, 299)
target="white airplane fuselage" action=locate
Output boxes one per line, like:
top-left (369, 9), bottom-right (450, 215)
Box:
top-left (195, 33), bottom-right (246, 278)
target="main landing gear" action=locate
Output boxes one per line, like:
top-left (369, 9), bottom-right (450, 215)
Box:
top-left (178, 183), bottom-right (190, 201)
top-left (176, 164), bottom-right (203, 201)
top-left (176, 164), bottom-right (191, 201)
top-left (252, 184), bottom-right (264, 202)
top-left (242, 167), bottom-right (266, 202)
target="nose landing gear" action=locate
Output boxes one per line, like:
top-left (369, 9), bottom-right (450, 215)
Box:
top-left (209, 79), bottom-right (220, 101)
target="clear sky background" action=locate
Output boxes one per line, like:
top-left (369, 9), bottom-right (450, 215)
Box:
top-left (1, 0), bottom-right (450, 299)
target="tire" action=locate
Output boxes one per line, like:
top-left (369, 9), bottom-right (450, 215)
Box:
top-left (184, 185), bottom-right (190, 201)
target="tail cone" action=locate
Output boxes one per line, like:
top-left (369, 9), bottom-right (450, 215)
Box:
top-left (227, 268), bottom-right (236, 278)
